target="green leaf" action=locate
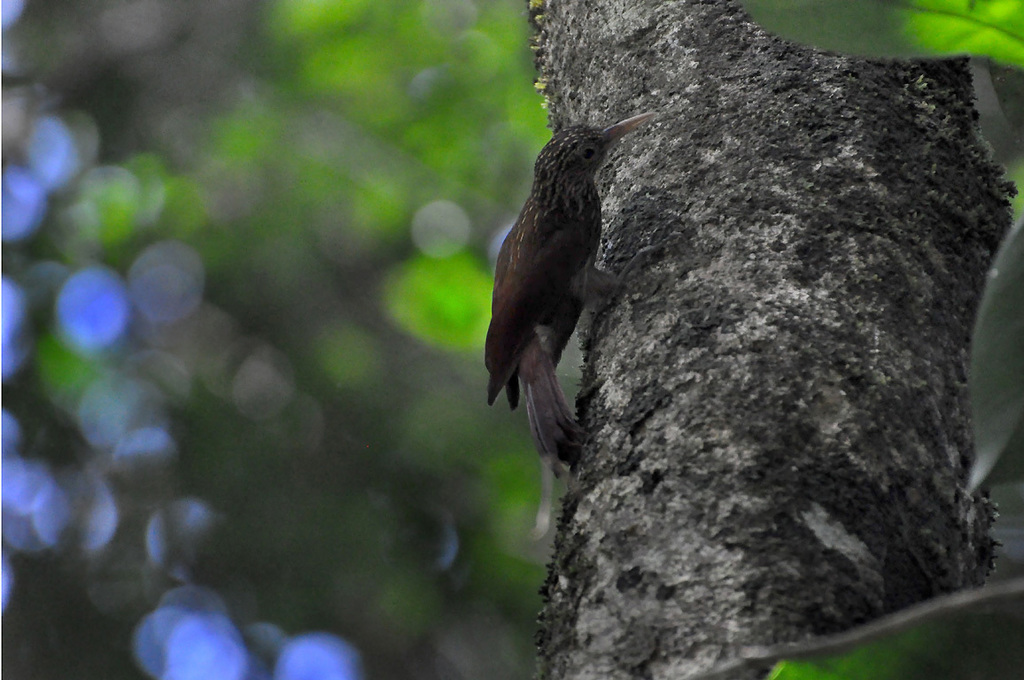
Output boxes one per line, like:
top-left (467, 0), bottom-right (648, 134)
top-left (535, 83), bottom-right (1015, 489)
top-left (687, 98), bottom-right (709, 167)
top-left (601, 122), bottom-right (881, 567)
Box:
top-left (1008, 157), bottom-right (1024, 219)
top-left (742, 1), bottom-right (1024, 68)
top-left (969, 214), bottom-right (1024, 490)
top-left (772, 660), bottom-right (848, 679)
top-left (383, 251), bottom-right (492, 350)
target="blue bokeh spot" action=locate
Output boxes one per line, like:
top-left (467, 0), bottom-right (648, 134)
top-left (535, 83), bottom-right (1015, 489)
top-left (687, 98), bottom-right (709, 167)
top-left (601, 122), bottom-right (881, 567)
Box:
top-left (28, 115), bottom-right (79, 191)
top-left (160, 585), bottom-right (229, 615)
top-left (128, 241), bottom-right (204, 325)
top-left (2, 409), bottom-right (21, 457)
top-left (1, 550), bottom-right (11, 612)
top-left (2, 456), bottom-right (50, 515)
top-left (77, 377), bottom-right (151, 448)
top-left (56, 267), bottom-right (131, 353)
top-left (145, 498), bottom-right (216, 574)
top-left (2, 277), bottom-right (29, 380)
top-left (83, 477), bottom-right (119, 552)
top-left (171, 497), bottom-right (216, 536)
top-left (2, 0), bottom-right (26, 30)
top-left (435, 517), bottom-right (459, 571)
top-left (30, 474), bottom-right (71, 547)
top-left (275, 633), bottom-right (362, 680)
top-left (114, 426), bottom-right (177, 466)
top-left (145, 510), bottom-right (167, 566)
top-left (163, 612), bottom-right (248, 680)
top-left (133, 588), bottom-right (247, 680)
top-left (3, 512), bottom-right (45, 552)
top-left (1, 457), bottom-right (70, 550)
top-left (1, 166), bottom-right (46, 242)
top-left (134, 606), bottom-right (188, 678)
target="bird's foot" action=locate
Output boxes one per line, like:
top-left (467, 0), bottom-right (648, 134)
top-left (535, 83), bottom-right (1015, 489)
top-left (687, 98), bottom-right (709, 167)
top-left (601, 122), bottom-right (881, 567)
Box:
top-left (585, 243), bottom-right (662, 309)
top-left (616, 243), bottom-right (662, 285)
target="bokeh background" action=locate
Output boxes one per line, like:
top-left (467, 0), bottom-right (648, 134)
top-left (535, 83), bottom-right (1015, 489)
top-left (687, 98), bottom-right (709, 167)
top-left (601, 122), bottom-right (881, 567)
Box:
top-left (3, 1), bottom-right (1024, 680)
top-left (2, 0), bottom-right (555, 678)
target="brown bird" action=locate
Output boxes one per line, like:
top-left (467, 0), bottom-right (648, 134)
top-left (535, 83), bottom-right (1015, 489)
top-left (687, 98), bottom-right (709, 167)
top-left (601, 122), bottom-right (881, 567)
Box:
top-left (485, 112), bottom-right (654, 482)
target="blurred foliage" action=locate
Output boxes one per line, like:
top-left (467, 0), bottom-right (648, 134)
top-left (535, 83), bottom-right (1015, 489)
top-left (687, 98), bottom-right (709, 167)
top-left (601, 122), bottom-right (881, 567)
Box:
top-left (384, 252), bottom-right (493, 349)
top-left (743, 0), bottom-right (1024, 68)
top-left (970, 215), bottom-right (1024, 491)
top-left (3, 0), bottom-right (552, 678)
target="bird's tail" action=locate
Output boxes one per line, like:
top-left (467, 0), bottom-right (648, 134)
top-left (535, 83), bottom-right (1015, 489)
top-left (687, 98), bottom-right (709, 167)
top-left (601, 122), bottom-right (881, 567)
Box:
top-left (519, 339), bottom-right (584, 476)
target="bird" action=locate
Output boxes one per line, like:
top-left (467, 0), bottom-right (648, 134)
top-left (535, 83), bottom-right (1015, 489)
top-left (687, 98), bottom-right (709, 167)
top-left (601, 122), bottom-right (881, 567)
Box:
top-left (484, 112), bottom-right (654, 489)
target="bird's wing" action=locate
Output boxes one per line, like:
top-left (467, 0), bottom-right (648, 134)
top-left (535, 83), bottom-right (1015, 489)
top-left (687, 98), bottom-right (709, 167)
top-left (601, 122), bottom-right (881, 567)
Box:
top-left (485, 221), bottom-right (586, 405)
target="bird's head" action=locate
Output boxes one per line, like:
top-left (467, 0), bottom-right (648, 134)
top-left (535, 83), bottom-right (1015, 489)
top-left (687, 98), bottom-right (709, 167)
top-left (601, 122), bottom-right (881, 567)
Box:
top-left (534, 112), bottom-right (655, 183)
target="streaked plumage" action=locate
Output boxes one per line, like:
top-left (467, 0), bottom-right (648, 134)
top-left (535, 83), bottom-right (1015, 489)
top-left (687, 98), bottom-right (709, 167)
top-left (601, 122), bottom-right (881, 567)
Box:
top-left (485, 113), bottom-right (654, 477)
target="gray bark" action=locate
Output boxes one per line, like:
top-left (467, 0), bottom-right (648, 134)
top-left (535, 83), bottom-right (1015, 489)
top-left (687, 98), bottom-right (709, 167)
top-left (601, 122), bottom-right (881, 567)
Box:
top-left (531, 1), bottom-right (1010, 678)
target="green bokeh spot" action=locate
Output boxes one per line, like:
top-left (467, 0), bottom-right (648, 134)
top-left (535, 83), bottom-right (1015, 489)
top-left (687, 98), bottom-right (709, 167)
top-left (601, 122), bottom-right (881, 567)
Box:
top-left (211, 103), bottom-right (282, 168)
top-left (161, 176), bottom-right (207, 236)
top-left (125, 154), bottom-right (169, 227)
top-left (37, 333), bottom-right (101, 400)
top-left (314, 324), bottom-right (382, 389)
top-left (71, 167), bottom-right (142, 247)
top-left (481, 446), bottom-right (544, 545)
top-left (268, 0), bottom-right (373, 39)
top-left (384, 251), bottom-right (492, 350)
top-left (350, 173), bottom-right (411, 241)
top-left (377, 571), bottom-right (442, 638)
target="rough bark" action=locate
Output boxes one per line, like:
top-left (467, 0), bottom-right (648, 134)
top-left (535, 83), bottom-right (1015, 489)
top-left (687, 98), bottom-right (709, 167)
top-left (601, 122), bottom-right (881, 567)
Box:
top-left (531, 1), bottom-right (1010, 679)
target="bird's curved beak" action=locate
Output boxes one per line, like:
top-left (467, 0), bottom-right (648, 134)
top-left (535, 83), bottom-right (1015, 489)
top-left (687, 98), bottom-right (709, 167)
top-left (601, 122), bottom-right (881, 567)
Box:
top-left (603, 112), bottom-right (655, 144)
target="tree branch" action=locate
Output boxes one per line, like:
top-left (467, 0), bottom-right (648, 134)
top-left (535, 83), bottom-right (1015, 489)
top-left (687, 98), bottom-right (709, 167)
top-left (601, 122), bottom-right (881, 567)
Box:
top-left (694, 578), bottom-right (1024, 679)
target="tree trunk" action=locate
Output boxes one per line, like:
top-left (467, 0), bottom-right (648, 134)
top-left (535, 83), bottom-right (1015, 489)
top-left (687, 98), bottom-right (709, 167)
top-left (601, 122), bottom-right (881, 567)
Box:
top-left (532, 1), bottom-right (1009, 678)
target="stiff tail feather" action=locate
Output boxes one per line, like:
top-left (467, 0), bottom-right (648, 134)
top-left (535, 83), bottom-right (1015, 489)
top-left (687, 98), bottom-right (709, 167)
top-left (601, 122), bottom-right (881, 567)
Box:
top-left (519, 341), bottom-right (584, 475)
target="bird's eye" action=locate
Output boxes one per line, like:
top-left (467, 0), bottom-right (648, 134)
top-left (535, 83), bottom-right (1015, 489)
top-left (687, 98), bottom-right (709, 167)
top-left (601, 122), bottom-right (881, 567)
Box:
top-left (582, 147), bottom-right (596, 159)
